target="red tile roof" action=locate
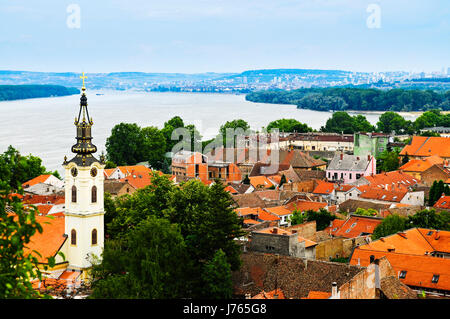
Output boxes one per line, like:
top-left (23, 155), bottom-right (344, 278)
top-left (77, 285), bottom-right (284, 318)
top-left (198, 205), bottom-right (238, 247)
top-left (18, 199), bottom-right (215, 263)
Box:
top-left (285, 200), bottom-right (327, 213)
top-left (359, 188), bottom-right (407, 202)
top-left (433, 195), bottom-right (450, 209)
top-left (350, 249), bottom-right (450, 292)
top-left (312, 180), bottom-right (335, 195)
top-left (301, 291), bottom-right (332, 299)
top-left (400, 136), bottom-right (450, 158)
top-left (252, 288), bottom-right (286, 299)
top-left (23, 194), bottom-right (65, 205)
top-left (400, 155), bottom-right (444, 172)
top-left (325, 215), bottom-right (382, 238)
top-left (22, 174), bottom-right (52, 188)
top-left (363, 171), bottom-right (418, 189)
top-left (24, 215), bottom-right (66, 264)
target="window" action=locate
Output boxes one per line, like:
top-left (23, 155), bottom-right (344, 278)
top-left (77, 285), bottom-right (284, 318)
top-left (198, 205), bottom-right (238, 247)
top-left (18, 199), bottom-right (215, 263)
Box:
top-left (92, 229), bottom-right (98, 245)
top-left (427, 231), bottom-right (433, 236)
top-left (91, 186), bottom-right (97, 203)
top-left (432, 275), bottom-right (440, 283)
top-left (71, 229), bottom-right (77, 245)
top-left (71, 186), bottom-right (77, 203)
top-left (399, 271), bottom-right (407, 279)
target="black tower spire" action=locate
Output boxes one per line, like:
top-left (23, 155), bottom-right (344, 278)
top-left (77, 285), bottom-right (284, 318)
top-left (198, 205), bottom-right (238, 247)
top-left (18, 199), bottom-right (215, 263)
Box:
top-left (64, 73), bottom-right (103, 167)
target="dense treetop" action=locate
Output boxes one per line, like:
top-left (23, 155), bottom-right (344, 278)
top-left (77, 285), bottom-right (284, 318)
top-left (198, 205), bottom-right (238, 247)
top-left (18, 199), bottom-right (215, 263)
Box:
top-left (246, 88), bottom-right (450, 112)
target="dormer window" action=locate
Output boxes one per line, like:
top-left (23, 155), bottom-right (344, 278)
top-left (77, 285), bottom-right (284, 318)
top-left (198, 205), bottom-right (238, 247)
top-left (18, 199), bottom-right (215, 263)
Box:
top-left (432, 275), bottom-right (440, 283)
top-left (399, 271), bottom-right (407, 279)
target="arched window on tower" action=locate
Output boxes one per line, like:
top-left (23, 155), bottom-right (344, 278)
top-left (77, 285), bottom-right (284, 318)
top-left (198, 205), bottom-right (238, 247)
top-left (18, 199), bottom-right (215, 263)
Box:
top-left (71, 229), bottom-right (77, 245)
top-left (72, 186), bottom-right (77, 203)
top-left (92, 229), bottom-right (97, 245)
top-left (91, 185), bottom-right (97, 203)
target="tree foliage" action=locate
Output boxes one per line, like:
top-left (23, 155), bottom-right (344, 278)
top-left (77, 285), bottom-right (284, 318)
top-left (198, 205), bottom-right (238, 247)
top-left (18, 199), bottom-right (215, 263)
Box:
top-left (266, 118), bottom-right (312, 133)
top-left (94, 175), bottom-right (244, 298)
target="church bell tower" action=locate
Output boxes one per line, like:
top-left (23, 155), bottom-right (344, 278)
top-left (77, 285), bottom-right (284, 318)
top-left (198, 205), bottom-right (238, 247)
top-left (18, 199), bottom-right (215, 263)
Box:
top-left (63, 73), bottom-right (105, 271)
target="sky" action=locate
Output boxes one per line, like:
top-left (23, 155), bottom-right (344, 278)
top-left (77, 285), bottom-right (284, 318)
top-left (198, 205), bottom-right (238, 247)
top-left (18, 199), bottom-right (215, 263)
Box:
top-left (0, 0), bottom-right (448, 74)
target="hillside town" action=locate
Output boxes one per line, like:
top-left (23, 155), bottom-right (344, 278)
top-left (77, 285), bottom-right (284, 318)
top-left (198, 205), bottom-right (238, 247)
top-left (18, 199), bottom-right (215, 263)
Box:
top-left (11, 87), bottom-right (450, 300)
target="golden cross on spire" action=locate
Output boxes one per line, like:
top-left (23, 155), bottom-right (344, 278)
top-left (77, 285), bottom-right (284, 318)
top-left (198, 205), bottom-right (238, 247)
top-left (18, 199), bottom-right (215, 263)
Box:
top-left (80, 72), bottom-right (88, 89)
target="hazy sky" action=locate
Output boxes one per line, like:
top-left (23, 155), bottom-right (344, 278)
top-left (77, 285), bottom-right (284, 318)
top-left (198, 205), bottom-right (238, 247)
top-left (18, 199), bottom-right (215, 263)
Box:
top-left (0, 0), bottom-right (448, 73)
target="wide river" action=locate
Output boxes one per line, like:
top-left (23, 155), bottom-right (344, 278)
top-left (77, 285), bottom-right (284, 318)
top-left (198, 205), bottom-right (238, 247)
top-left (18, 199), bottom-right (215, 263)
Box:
top-left (0, 91), bottom-right (419, 175)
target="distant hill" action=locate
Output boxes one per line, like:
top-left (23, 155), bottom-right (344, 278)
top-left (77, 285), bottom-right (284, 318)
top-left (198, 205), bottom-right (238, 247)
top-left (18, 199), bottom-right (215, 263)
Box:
top-left (0, 85), bottom-right (79, 101)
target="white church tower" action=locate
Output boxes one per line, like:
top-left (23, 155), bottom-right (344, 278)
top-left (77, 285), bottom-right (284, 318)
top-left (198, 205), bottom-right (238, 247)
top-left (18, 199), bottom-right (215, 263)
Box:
top-left (63, 73), bottom-right (105, 272)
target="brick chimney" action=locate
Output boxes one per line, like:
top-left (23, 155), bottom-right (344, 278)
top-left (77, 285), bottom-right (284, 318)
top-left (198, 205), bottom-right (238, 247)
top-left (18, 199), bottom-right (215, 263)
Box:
top-left (340, 153), bottom-right (343, 160)
top-left (272, 228), bottom-right (278, 234)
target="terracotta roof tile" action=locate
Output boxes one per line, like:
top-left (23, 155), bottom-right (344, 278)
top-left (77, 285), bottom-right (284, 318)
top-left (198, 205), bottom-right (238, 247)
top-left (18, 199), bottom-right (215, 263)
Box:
top-left (433, 195), bottom-right (450, 209)
top-left (22, 174), bottom-right (52, 188)
top-left (400, 136), bottom-right (450, 158)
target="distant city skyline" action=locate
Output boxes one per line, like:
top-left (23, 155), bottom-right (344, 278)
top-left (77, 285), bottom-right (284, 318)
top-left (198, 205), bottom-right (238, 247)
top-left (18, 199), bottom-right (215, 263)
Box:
top-left (0, 0), bottom-right (448, 74)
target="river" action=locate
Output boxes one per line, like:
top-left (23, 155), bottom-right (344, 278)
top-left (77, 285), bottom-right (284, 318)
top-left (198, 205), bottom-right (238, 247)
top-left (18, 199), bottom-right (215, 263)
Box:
top-left (0, 91), bottom-right (419, 174)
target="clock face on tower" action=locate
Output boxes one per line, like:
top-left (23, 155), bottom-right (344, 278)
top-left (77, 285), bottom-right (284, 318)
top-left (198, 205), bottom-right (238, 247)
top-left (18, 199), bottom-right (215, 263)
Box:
top-left (71, 167), bottom-right (78, 177)
top-left (90, 167), bottom-right (98, 177)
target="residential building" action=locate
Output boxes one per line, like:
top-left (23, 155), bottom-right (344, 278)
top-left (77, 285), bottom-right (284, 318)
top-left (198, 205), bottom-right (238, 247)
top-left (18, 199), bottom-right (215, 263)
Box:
top-left (399, 136), bottom-right (450, 161)
top-left (249, 227), bottom-right (317, 259)
top-left (279, 132), bottom-right (354, 152)
top-left (354, 132), bottom-right (392, 158)
top-left (421, 162), bottom-right (450, 187)
top-left (399, 155), bottom-right (444, 180)
top-left (349, 228), bottom-right (450, 296)
top-left (326, 153), bottom-right (376, 184)
top-left (22, 174), bottom-right (64, 195)
top-left (325, 214), bottom-right (383, 238)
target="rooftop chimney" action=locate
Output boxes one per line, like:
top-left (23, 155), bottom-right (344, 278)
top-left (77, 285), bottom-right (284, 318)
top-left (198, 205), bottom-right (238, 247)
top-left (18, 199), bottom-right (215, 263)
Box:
top-left (340, 153), bottom-right (343, 160)
top-left (369, 255), bottom-right (375, 264)
top-left (272, 228), bottom-right (278, 234)
top-left (331, 282), bottom-right (338, 298)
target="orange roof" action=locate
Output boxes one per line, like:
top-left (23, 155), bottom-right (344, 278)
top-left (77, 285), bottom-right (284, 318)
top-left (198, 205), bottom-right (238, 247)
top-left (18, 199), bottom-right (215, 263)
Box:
top-left (236, 207), bottom-right (280, 221)
top-left (33, 204), bottom-right (53, 216)
top-left (357, 228), bottom-right (450, 255)
top-left (268, 175), bottom-right (282, 185)
top-left (299, 236), bottom-right (318, 248)
top-left (433, 195), bottom-right (450, 209)
top-left (363, 171), bottom-right (418, 188)
top-left (359, 188), bottom-right (407, 202)
top-left (350, 249), bottom-right (450, 291)
top-left (23, 194), bottom-right (65, 205)
top-left (335, 184), bottom-right (357, 192)
top-left (22, 174), bottom-right (52, 188)
top-left (301, 291), bottom-right (332, 299)
top-left (257, 209), bottom-right (281, 222)
top-left (326, 216), bottom-right (382, 238)
top-left (400, 136), bottom-right (450, 158)
top-left (252, 288), bottom-right (285, 299)
top-left (285, 200), bottom-right (327, 212)
top-left (264, 205), bottom-right (292, 217)
top-left (249, 176), bottom-right (274, 189)
top-left (399, 155), bottom-right (444, 172)
top-left (312, 180), bottom-right (335, 195)
top-left (243, 219), bottom-right (260, 225)
top-left (224, 185), bottom-right (239, 194)
top-left (24, 215), bottom-right (66, 264)
top-left (119, 170), bottom-right (163, 189)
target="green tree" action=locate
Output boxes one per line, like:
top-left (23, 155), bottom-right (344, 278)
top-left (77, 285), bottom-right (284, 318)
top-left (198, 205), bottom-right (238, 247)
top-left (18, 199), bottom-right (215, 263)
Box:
top-left (428, 180), bottom-right (450, 206)
top-left (407, 209), bottom-right (447, 230)
top-left (0, 146), bottom-right (48, 189)
top-left (90, 216), bottom-right (191, 299)
top-left (219, 119), bottom-right (250, 147)
top-left (372, 214), bottom-right (408, 240)
top-left (376, 112), bottom-right (406, 134)
top-left (377, 150), bottom-right (400, 173)
top-left (0, 182), bottom-right (57, 299)
top-left (289, 210), bottom-right (305, 226)
top-left (266, 119), bottom-right (312, 133)
top-left (354, 208), bottom-right (378, 217)
top-left (201, 249), bottom-right (233, 299)
top-left (303, 208), bottom-right (336, 231)
top-left (141, 126), bottom-right (168, 172)
top-left (105, 123), bottom-right (147, 166)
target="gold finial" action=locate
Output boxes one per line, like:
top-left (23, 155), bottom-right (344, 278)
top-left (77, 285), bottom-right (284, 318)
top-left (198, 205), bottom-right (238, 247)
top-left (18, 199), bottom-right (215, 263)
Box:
top-left (80, 72), bottom-right (88, 89)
